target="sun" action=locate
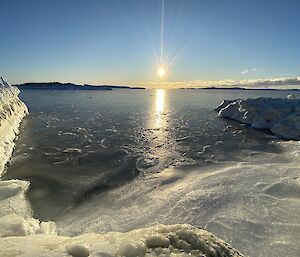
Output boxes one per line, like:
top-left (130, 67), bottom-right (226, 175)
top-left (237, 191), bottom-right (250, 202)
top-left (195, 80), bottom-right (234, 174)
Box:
top-left (157, 67), bottom-right (166, 77)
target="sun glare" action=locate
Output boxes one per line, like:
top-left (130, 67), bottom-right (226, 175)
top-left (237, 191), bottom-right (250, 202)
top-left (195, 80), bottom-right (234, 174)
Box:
top-left (157, 67), bottom-right (166, 77)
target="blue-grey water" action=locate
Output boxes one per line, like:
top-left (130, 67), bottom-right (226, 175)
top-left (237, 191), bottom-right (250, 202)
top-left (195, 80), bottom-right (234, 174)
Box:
top-left (4, 89), bottom-right (300, 257)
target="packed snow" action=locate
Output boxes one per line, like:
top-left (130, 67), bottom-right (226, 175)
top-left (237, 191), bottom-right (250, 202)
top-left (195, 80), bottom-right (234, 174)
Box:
top-left (56, 140), bottom-right (300, 257)
top-left (0, 79), bottom-right (244, 256)
top-left (215, 97), bottom-right (300, 140)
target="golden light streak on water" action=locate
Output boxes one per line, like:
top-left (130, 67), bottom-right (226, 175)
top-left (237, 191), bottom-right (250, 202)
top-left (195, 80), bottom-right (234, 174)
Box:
top-left (156, 89), bottom-right (165, 113)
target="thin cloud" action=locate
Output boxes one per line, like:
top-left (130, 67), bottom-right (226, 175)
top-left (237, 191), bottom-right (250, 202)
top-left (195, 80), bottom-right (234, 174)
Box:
top-left (241, 67), bottom-right (261, 74)
top-left (128, 76), bottom-right (300, 89)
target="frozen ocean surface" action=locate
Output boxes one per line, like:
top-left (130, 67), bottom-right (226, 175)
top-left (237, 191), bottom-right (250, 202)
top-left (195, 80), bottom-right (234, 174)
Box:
top-left (4, 88), bottom-right (300, 257)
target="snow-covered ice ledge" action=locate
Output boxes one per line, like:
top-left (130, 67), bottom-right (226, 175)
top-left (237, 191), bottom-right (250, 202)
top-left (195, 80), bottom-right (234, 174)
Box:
top-left (0, 78), bottom-right (244, 256)
top-left (215, 97), bottom-right (300, 140)
top-left (0, 77), bottom-right (28, 176)
top-left (1, 224), bottom-right (244, 257)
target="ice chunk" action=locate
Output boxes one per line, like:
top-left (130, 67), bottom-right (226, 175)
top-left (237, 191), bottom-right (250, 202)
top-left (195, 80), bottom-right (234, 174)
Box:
top-left (0, 179), bottom-right (29, 200)
top-left (0, 214), bottom-right (40, 237)
top-left (0, 179), bottom-right (57, 237)
top-left (37, 221), bottom-right (57, 235)
top-left (287, 94), bottom-right (296, 99)
top-left (216, 97), bottom-right (300, 140)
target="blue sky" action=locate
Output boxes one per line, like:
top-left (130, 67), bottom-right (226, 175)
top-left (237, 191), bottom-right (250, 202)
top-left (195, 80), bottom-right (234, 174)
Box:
top-left (1, 0), bottom-right (300, 87)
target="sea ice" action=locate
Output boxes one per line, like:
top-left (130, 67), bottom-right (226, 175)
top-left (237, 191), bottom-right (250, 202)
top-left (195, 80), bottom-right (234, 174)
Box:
top-left (0, 78), bottom-right (244, 256)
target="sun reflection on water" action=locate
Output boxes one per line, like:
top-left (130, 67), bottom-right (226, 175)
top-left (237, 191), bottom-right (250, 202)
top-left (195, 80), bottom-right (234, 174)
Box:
top-left (142, 89), bottom-right (183, 173)
top-left (156, 89), bottom-right (165, 113)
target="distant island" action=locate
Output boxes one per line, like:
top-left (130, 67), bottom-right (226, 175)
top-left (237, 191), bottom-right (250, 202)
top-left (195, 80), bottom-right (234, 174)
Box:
top-left (181, 86), bottom-right (300, 91)
top-left (15, 82), bottom-right (145, 90)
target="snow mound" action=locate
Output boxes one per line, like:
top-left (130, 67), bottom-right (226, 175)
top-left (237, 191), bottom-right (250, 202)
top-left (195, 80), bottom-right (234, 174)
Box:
top-left (214, 98), bottom-right (300, 140)
top-left (263, 179), bottom-right (300, 199)
top-left (0, 224), bottom-right (244, 257)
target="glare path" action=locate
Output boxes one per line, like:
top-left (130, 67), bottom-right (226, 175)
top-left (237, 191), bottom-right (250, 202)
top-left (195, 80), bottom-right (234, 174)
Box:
top-left (156, 89), bottom-right (165, 114)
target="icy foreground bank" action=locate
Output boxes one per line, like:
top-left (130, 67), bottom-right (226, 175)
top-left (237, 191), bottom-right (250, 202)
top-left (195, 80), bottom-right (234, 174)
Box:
top-left (0, 79), bottom-right (244, 256)
top-left (1, 224), bottom-right (244, 257)
top-left (0, 79), bottom-right (56, 237)
top-left (0, 78), bottom-right (28, 175)
top-left (215, 97), bottom-right (300, 140)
